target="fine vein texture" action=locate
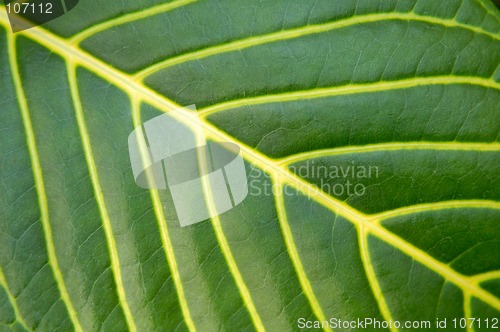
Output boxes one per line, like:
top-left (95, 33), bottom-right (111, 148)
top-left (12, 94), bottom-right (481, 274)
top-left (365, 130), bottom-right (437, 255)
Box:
top-left (0, 0), bottom-right (499, 331)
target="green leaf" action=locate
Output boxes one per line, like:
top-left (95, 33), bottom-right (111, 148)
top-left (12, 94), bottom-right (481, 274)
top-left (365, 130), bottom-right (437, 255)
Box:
top-left (1, 0), bottom-right (499, 331)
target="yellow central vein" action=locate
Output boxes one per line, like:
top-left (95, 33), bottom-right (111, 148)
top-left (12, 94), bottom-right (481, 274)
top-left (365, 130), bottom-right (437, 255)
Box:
top-left (273, 180), bottom-right (331, 332)
top-left (67, 62), bottom-right (136, 332)
top-left (7, 33), bottom-right (83, 332)
top-left (131, 98), bottom-right (196, 332)
top-left (358, 227), bottom-right (396, 332)
top-left (0, 268), bottom-right (31, 331)
top-left (199, 76), bottom-right (500, 118)
top-left (278, 142), bottom-right (500, 166)
top-left (71, 0), bottom-right (197, 44)
top-left (3, 14), bottom-right (499, 312)
top-left (134, 11), bottom-right (500, 80)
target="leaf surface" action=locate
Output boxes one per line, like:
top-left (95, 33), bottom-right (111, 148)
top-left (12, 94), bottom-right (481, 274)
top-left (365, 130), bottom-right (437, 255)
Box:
top-left (0, 0), bottom-right (499, 331)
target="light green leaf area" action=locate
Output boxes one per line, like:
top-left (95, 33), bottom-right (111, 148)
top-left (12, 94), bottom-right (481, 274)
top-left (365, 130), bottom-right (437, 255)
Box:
top-left (0, 0), bottom-right (499, 331)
